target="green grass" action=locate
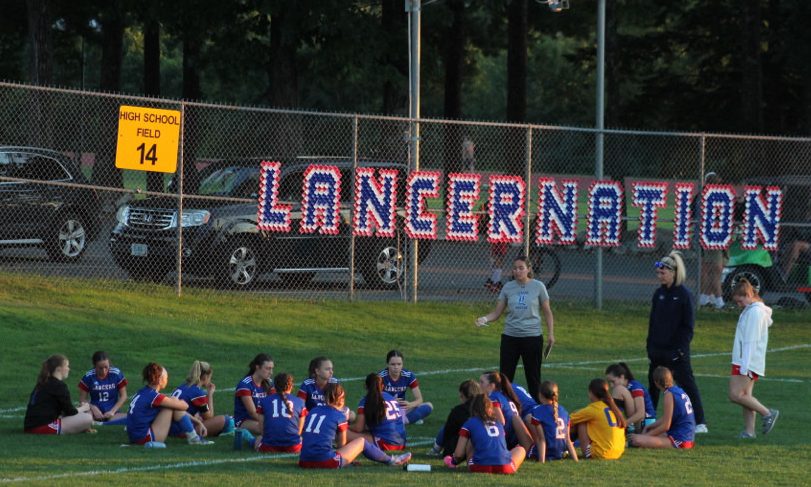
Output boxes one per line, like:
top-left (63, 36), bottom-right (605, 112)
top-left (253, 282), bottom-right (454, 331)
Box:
top-left (1, 272), bottom-right (809, 485)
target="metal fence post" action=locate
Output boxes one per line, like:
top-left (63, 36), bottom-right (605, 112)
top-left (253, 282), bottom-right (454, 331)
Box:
top-left (175, 102), bottom-right (185, 297)
top-left (524, 127), bottom-right (533, 258)
top-left (695, 133), bottom-right (706, 312)
top-left (349, 116), bottom-right (358, 302)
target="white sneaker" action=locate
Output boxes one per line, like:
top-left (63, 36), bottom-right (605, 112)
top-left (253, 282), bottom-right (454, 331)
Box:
top-left (714, 297), bottom-right (725, 309)
top-left (187, 434), bottom-right (215, 446)
top-left (699, 294), bottom-right (710, 306)
top-left (695, 423), bottom-right (709, 434)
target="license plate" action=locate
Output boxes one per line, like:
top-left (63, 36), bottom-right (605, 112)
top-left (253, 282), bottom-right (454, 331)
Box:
top-left (131, 243), bottom-right (148, 256)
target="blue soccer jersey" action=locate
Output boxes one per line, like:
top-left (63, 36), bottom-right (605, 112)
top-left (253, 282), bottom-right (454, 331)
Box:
top-left (357, 392), bottom-right (406, 447)
top-left (666, 385), bottom-right (696, 443)
top-left (488, 391), bottom-right (519, 436)
top-left (378, 369), bottom-right (419, 400)
top-left (171, 383), bottom-right (210, 417)
top-left (261, 393), bottom-right (308, 448)
top-left (460, 417), bottom-right (512, 467)
top-left (234, 375), bottom-right (270, 425)
top-left (300, 405), bottom-right (349, 462)
top-left (296, 377), bottom-right (338, 411)
top-left (627, 379), bottom-right (656, 419)
top-left (512, 385), bottom-right (538, 416)
top-left (126, 386), bottom-right (166, 443)
top-left (78, 367), bottom-right (127, 414)
top-left (529, 403), bottom-right (571, 460)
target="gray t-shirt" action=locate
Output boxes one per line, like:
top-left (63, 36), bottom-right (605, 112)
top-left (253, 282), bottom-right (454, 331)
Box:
top-left (498, 279), bottom-right (549, 337)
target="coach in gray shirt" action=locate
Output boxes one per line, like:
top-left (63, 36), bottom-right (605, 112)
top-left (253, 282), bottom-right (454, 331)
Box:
top-left (476, 256), bottom-right (555, 400)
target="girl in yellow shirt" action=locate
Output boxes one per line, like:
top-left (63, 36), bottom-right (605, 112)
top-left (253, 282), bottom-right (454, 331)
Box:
top-left (570, 379), bottom-right (626, 459)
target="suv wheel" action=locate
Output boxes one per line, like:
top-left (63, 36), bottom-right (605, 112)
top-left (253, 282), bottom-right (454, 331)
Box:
top-left (361, 240), bottom-right (405, 289)
top-left (220, 239), bottom-right (260, 288)
top-left (46, 214), bottom-right (88, 261)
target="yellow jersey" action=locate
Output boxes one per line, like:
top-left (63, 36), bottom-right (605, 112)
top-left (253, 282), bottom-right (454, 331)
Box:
top-left (570, 400), bottom-right (625, 459)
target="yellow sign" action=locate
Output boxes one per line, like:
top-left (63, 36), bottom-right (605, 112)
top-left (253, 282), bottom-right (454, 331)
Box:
top-left (115, 105), bottom-right (181, 173)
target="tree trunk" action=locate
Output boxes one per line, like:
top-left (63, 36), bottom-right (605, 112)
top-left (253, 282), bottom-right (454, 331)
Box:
top-left (740, 0), bottom-right (763, 133)
top-left (25, 0), bottom-right (52, 85)
top-left (443, 0), bottom-right (465, 174)
top-left (144, 14), bottom-right (163, 193)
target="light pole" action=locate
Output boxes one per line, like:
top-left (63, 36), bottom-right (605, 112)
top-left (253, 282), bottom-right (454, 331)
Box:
top-left (595, 0), bottom-right (605, 309)
top-left (407, 0), bottom-right (421, 302)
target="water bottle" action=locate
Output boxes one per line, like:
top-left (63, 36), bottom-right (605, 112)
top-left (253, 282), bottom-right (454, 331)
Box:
top-left (233, 428), bottom-right (243, 451)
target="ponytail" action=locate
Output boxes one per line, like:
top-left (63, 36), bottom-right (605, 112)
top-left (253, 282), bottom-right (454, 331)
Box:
top-left (186, 360), bottom-right (212, 386)
top-left (539, 381), bottom-right (560, 427)
top-left (458, 379), bottom-right (482, 401)
top-left (274, 372), bottom-right (295, 415)
top-left (36, 354), bottom-right (67, 388)
top-left (363, 373), bottom-right (386, 427)
top-left (469, 394), bottom-right (497, 423)
top-left (588, 378), bottom-right (626, 429)
top-left (482, 370), bottom-right (522, 415)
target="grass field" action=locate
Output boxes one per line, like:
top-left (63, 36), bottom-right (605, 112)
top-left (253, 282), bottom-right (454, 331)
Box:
top-left (0, 271), bottom-right (809, 486)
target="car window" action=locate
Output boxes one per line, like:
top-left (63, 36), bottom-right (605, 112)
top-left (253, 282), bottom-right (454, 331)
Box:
top-left (234, 172), bottom-right (260, 198)
top-left (197, 167), bottom-right (240, 196)
top-left (12, 155), bottom-right (70, 181)
top-left (0, 152), bottom-right (10, 177)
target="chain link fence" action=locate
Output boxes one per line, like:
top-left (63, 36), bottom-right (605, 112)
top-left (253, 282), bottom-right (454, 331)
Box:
top-left (1, 81), bottom-right (810, 308)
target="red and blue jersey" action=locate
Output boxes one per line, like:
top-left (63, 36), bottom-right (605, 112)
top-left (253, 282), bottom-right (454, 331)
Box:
top-left (529, 403), bottom-right (571, 460)
top-left (126, 386), bottom-right (166, 443)
top-left (378, 369), bottom-right (419, 400)
top-left (627, 379), bottom-right (656, 420)
top-left (357, 392), bottom-right (406, 447)
top-left (233, 375), bottom-right (271, 424)
top-left (512, 385), bottom-right (538, 416)
top-left (171, 383), bottom-right (209, 417)
top-left (300, 405), bottom-right (349, 463)
top-left (296, 378), bottom-right (338, 411)
top-left (261, 393), bottom-right (308, 448)
top-left (78, 367), bottom-right (127, 414)
top-left (460, 417), bottom-right (512, 466)
top-left (666, 385), bottom-right (696, 443)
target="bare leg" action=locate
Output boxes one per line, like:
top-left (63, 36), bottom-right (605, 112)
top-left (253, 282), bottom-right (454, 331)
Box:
top-left (576, 423), bottom-right (591, 458)
top-left (150, 408), bottom-right (175, 442)
top-left (60, 412), bottom-right (94, 434)
top-left (240, 419), bottom-right (262, 435)
top-left (630, 433), bottom-right (673, 449)
top-left (510, 446), bottom-right (526, 470)
top-left (203, 415), bottom-right (226, 436)
top-left (729, 375), bottom-right (769, 435)
top-left (336, 437), bottom-right (366, 464)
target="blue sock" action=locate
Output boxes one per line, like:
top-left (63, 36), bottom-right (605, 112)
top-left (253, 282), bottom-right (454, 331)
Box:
top-left (178, 414), bottom-right (196, 436)
top-left (434, 425), bottom-right (446, 446)
top-left (103, 417), bottom-right (127, 426)
top-left (362, 439), bottom-right (392, 464)
top-left (406, 404), bottom-right (433, 423)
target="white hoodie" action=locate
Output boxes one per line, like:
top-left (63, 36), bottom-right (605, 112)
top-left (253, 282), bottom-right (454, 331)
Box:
top-left (731, 301), bottom-right (773, 376)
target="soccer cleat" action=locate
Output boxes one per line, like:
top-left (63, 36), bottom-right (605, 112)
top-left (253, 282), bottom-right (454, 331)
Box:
top-left (762, 409), bottom-right (780, 435)
top-left (389, 452), bottom-right (412, 466)
top-left (144, 441), bottom-right (167, 449)
top-left (738, 431), bottom-right (756, 439)
top-left (695, 423), bottom-right (709, 434)
top-left (426, 444), bottom-right (442, 457)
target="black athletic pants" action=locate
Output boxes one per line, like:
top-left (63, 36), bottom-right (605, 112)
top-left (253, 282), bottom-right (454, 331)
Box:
top-left (500, 334), bottom-right (543, 400)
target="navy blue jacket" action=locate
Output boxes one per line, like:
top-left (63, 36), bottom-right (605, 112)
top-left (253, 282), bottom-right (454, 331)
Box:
top-left (647, 284), bottom-right (694, 357)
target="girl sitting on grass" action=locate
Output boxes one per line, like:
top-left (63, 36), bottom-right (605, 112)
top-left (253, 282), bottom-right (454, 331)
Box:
top-left (378, 350), bottom-right (433, 424)
top-left (77, 351), bottom-right (128, 425)
top-left (351, 373), bottom-right (407, 451)
top-left (444, 393), bottom-right (526, 474)
top-left (233, 353), bottom-right (274, 444)
top-left (256, 372), bottom-right (308, 452)
top-left (299, 383), bottom-right (411, 469)
top-left (570, 378), bottom-right (626, 459)
top-left (528, 381), bottom-right (578, 463)
top-left (24, 354), bottom-right (93, 435)
top-left (605, 362), bottom-right (656, 432)
top-left (629, 366), bottom-right (695, 449)
top-left (479, 370), bottom-right (533, 452)
top-left (171, 360), bottom-right (234, 437)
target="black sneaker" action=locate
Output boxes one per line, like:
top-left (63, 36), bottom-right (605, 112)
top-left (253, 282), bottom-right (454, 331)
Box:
top-left (762, 409), bottom-right (779, 435)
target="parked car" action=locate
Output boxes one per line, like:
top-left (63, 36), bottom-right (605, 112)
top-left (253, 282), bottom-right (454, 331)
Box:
top-left (722, 176), bottom-right (811, 302)
top-left (109, 157), bottom-right (431, 289)
top-left (0, 146), bottom-right (101, 261)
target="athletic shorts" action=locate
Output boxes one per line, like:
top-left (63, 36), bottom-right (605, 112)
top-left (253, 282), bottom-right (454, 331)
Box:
top-left (731, 365), bottom-right (759, 381)
top-left (299, 454), bottom-right (346, 469)
top-left (25, 419), bottom-right (61, 435)
top-left (375, 437), bottom-right (405, 451)
top-left (669, 436), bottom-right (694, 449)
top-left (468, 461), bottom-right (517, 474)
top-left (257, 442), bottom-right (302, 453)
top-left (130, 428), bottom-right (156, 445)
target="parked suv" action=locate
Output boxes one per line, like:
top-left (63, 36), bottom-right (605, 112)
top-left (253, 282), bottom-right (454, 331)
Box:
top-left (109, 158), bottom-right (430, 289)
top-left (0, 146), bottom-right (101, 261)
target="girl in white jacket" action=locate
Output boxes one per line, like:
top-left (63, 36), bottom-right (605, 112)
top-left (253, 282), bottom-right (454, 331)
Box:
top-left (728, 278), bottom-right (779, 438)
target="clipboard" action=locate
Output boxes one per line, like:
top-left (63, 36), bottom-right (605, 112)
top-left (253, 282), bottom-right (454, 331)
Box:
top-left (543, 342), bottom-right (554, 360)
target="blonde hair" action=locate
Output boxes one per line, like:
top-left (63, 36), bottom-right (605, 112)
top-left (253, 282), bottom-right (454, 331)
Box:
top-left (186, 360), bottom-right (212, 386)
top-left (658, 251), bottom-right (686, 286)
